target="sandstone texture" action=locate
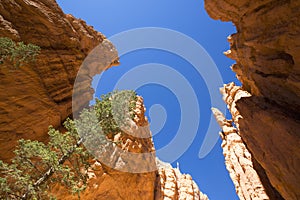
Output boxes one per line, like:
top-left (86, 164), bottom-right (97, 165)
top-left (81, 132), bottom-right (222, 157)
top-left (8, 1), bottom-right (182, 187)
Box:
top-left (0, 0), bottom-right (118, 161)
top-left (0, 1), bottom-right (207, 199)
top-left (205, 1), bottom-right (300, 198)
top-left (212, 107), bottom-right (271, 200)
top-left (54, 159), bottom-right (209, 200)
top-left (221, 83), bottom-right (299, 200)
top-left (53, 97), bottom-right (157, 199)
top-left (155, 160), bottom-right (208, 200)
top-left (52, 96), bottom-right (208, 200)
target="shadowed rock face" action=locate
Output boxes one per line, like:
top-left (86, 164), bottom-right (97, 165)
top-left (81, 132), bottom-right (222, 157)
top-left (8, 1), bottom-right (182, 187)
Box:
top-left (0, 0), bottom-right (118, 161)
top-left (212, 88), bottom-right (285, 200)
top-left (205, 0), bottom-right (300, 111)
top-left (205, 0), bottom-right (300, 199)
top-left (212, 107), bottom-right (270, 200)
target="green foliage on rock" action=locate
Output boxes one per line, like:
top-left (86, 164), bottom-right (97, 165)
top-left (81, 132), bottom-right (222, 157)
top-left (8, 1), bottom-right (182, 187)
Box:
top-left (0, 90), bottom-right (137, 200)
top-left (0, 119), bottom-right (90, 200)
top-left (0, 37), bottom-right (40, 68)
top-left (93, 90), bottom-right (137, 135)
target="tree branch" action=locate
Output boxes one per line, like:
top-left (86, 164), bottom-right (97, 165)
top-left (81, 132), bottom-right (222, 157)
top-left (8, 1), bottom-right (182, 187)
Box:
top-left (21, 138), bottom-right (83, 200)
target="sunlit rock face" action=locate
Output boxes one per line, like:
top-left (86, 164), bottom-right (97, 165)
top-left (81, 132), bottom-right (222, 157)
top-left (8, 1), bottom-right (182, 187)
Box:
top-left (212, 107), bottom-right (270, 200)
top-left (53, 96), bottom-right (208, 200)
top-left (212, 102), bottom-right (283, 200)
top-left (205, 0), bottom-right (300, 199)
top-left (155, 160), bottom-right (209, 200)
top-left (0, 1), bottom-right (208, 199)
top-left (0, 0), bottom-right (118, 161)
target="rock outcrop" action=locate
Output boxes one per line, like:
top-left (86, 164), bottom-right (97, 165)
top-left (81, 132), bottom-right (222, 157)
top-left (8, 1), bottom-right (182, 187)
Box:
top-left (0, 1), bottom-right (207, 199)
top-left (212, 105), bottom-right (278, 200)
top-left (156, 160), bottom-right (208, 200)
top-left (52, 96), bottom-right (208, 200)
top-left (0, 0), bottom-right (118, 161)
top-left (53, 97), bottom-right (157, 199)
top-left (205, 0), bottom-right (300, 199)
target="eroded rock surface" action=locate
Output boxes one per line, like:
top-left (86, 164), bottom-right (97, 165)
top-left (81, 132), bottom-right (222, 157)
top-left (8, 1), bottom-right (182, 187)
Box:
top-left (52, 96), bottom-right (207, 200)
top-left (155, 160), bottom-right (208, 200)
top-left (217, 82), bottom-right (300, 200)
top-left (205, 0), bottom-right (300, 199)
top-left (0, 1), bottom-right (208, 199)
top-left (0, 0), bottom-right (118, 161)
top-left (205, 0), bottom-right (300, 112)
top-left (212, 107), bottom-right (270, 200)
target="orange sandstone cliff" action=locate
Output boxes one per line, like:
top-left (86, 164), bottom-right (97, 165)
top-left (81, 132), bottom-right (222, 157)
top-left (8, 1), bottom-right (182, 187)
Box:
top-left (2, 0), bottom-right (299, 199)
top-left (0, 0), bottom-right (208, 199)
top-left (206, 0), bottom-right (300, 199)
top-left (0, 0), bottom-right (119, 161)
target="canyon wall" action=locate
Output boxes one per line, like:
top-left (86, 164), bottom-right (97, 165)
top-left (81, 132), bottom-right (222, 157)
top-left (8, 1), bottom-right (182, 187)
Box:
top-left (0, 0), bottom-right (207, 199)
top-left (212, 106), bottom-right (269, 200)
top-left (205, 0), bottom-right (300, 199)
top-left (0, 0), bottom-right (118, 161)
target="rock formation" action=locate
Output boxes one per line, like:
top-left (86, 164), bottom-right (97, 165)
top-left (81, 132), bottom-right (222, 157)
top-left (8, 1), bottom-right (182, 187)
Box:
top-left (156, 160), bottom-right (208, 200)
top-left (0, 0), bottom-right (207, 199)
top-left (205, 0), bottom-right (300, 199)
top-left (52, 96), bottom-right (208, 200)
top-left (0, 0), bottom-right (118, 161)
top-left (212, 106), bottom-right (271, 200)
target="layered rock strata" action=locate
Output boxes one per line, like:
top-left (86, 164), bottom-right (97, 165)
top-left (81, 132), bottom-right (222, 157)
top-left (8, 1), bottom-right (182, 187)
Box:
top-left (0, 0), bottom-right (118, 161)
top-left (205, 0), bottom-right (300, 199)
top-left (0, 1), bottom-right (208, 199)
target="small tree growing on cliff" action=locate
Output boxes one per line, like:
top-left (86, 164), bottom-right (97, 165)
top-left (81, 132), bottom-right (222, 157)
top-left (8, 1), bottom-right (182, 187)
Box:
top-left (0, 119), bottom-right (90, 200)
top-left (0, 37), bottom-right (40, 68)
top-left (0, 90), bottom-right (137, 200)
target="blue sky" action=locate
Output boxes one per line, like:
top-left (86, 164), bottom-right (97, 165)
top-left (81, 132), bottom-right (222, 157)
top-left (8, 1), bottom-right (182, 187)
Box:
top-left (57, 1), bottom-right (239, 199)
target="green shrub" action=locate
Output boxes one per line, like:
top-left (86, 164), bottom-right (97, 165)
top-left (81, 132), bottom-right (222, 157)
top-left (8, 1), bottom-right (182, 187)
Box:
top-left (0, 90), bottom-right (137, 199)
top-left (0, 119), bottom-right (90, 200)
top-left (93, 90), bottom-right (137, 135)
top-left (0, 37), bottom-right (40, 68)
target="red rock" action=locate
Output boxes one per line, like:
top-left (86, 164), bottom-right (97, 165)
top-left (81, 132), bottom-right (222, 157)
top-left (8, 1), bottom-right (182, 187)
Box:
top-left (0, 0), bottom-right (118, 161)
top-left (205, 0), bottom-right (300, 199)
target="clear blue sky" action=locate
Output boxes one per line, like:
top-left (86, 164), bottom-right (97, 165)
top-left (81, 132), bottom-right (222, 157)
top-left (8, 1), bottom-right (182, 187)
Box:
top-left (57, 0), bottom-right (239, 199)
